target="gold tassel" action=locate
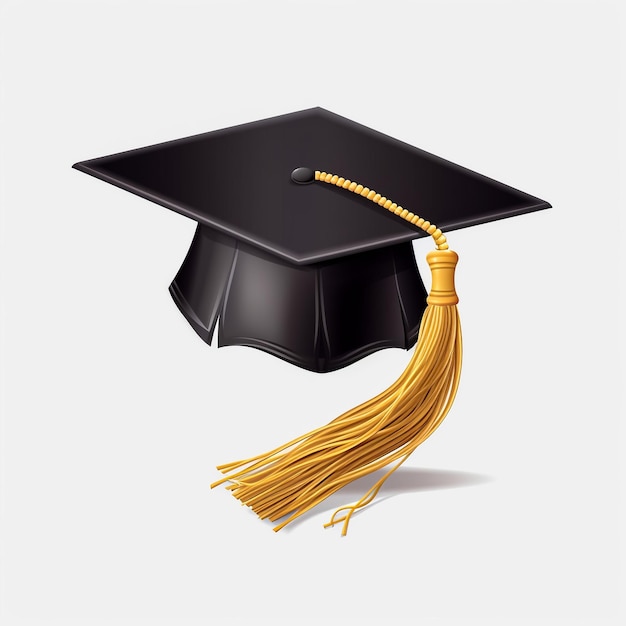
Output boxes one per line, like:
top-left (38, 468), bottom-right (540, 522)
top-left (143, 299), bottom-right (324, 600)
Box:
top-left (211, 171), bottom-right (462, 535)
top-left (212, 249), bottom-right (461, 535)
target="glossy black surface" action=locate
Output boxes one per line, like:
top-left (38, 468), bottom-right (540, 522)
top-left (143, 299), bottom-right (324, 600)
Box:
top-left (73, 108), bottom-right (551, 265)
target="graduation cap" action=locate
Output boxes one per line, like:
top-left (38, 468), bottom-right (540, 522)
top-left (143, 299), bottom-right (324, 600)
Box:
top-left (74, 108), bottom-right (550, 534)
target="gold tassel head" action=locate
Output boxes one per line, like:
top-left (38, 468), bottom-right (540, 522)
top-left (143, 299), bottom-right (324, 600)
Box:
top-left (427, 250), bottom-right (459, 305)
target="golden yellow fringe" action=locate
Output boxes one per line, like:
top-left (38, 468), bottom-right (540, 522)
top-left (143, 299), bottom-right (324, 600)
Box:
top-left (211, 302), bottom-right (462, 535)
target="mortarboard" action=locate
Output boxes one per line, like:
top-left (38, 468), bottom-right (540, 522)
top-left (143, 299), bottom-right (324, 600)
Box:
top-left (73, 108), bottom-right (550, 534)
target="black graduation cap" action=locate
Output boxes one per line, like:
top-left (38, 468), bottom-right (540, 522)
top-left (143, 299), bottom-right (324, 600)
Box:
top-left (73, 107), bottom-right (550, 373)
top-left (74, 108), bottom-right (550, 535)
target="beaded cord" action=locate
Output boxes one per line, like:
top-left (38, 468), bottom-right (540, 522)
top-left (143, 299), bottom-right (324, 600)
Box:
top-left (314, 170), bottom-right (449, 250)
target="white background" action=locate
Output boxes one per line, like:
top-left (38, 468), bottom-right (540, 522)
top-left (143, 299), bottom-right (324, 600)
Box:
top-left (1, 1), bottom-right (624, 624)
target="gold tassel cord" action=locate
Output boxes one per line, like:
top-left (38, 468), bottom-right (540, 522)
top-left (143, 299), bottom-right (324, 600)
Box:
top-left (211, 170), bottom-right (463, 535)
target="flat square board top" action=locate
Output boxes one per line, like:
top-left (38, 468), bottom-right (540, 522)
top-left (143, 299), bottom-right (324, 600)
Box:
top-left (73, 107), bottom-right (550, 264)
